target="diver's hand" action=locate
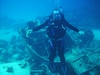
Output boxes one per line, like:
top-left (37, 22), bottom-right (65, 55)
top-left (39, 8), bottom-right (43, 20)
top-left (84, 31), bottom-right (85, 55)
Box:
top-left (26, 29), bottom-right (32, 37)
top-left (79, 31), bottom-right (85, 35)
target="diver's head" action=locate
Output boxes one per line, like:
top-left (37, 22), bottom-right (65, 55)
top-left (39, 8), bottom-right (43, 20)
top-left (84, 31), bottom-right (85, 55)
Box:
top-left (52, 9), bottom-right (61, 20)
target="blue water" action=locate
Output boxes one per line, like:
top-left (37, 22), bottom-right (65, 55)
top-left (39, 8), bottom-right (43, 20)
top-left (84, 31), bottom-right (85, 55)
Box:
top-left (0, 0), bottom-right (99, 21)
top-left (0, 0), bottom-right (100, 29)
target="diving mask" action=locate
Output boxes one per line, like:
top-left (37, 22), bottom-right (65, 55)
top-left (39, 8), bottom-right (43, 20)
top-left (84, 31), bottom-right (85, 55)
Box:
top-left (52, 9), bottom-right (61, 20)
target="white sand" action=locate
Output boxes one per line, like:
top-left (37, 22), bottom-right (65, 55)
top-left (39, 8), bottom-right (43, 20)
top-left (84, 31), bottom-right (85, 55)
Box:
top-left (0, 62), bottom-right (30, 75)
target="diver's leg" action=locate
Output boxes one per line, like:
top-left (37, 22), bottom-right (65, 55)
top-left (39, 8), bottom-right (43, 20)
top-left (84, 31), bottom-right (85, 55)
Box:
top-left (49, 40), bottom-right (56, 62)
top-left (58, 40), bottom-right (65, 63)
top-left (58, 40), bottom-right (67, 75)
top-left (48, 40), bottom-right (56, 72)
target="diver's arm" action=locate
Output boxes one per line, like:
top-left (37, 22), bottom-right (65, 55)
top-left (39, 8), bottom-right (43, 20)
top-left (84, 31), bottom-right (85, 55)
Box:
top-left (32, 20), bottom-right (48, 32)
top-left (64, 19), bottom-right (79, 32)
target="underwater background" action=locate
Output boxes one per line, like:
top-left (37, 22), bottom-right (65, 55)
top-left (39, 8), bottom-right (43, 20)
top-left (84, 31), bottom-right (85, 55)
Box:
top-left (0, 0), bottom-right (100, 75)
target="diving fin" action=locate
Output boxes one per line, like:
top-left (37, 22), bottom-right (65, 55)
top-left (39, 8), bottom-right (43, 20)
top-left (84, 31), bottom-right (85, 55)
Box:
top-left (49, 62), bottom-right (56, 73)
top-left (61, 63), bottom-right (67, 75)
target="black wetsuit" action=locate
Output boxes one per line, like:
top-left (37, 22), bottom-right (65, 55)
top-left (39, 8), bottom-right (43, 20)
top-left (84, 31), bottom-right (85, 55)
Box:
top-left (33, 17), bottom-right (79, 63)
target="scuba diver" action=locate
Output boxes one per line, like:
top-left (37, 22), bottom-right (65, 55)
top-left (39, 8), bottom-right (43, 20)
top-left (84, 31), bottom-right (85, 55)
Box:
top-left (29, 8), bottom-right (84, 74)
